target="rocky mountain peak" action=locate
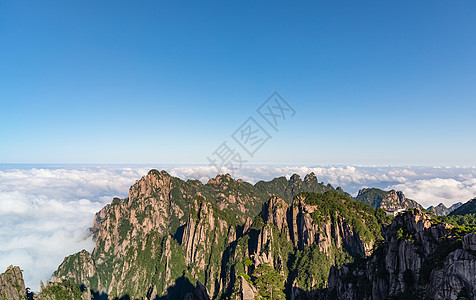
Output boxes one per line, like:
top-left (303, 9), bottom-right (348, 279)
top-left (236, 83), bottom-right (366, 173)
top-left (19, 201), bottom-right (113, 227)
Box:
top-left (328, 206), bottom-right (476, 299)
top-left (357, 187), bottom-right (370, 197)
top-left (289, 173), bottom-right (301, 183)
top-left (128, 169), bottom-right (172, 202)
top-left (206, 173), bottom-right (233, 185)
top-left (304, 172), bottom-right (317, 183)
top-left (261, 196), bottom-right (288, 231)
top-left (389, 208), bottom-right (433, 234)
top-left (0, 265), bottom-right (26, 300)
top-left (356, 187), bottom-right (422, 214)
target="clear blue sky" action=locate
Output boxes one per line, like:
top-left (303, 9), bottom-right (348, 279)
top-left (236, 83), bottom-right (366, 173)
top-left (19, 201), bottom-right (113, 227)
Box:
top-left (1, 1), bottom-right (475, 165)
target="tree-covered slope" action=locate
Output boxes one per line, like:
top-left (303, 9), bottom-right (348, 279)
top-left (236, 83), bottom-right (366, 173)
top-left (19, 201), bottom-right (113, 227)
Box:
top-left (254, 172), bottom-right (348, 202)
top-left (449, 198), bottom-right (476, 216)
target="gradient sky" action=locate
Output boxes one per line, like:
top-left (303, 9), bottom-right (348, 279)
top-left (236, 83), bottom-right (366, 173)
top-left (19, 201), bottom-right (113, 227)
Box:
top-left (1, 1), bottom-right (475, 165)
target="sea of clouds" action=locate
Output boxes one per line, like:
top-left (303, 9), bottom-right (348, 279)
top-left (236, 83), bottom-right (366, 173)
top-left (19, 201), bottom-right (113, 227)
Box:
top-left (1, 164), bottom-right (475, 291)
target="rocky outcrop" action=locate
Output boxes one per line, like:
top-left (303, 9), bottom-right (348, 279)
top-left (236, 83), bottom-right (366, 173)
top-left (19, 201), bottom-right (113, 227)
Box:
top-left (181, 198), bottom-right (235, 296)
top-left (254, 172), bottom-right (345, 203)
top-left (356, 188), bottom-right (422, 215)
top-left (53, 170), bottom-right (348, 299)
top-left (427, 202), bottom-right (462, 216)
top-left (238, 276), bottom-right (257, 300)
top-left (0, 265), bottom-right (26, 300)
top-left (51, 250), bottom-right (97, 290)
top-left (427, 246), bottom-right (476, 299)
top-left (221, 191), bottom-right (383, 298)
top-left (328, 209), bottom-right (476, 300)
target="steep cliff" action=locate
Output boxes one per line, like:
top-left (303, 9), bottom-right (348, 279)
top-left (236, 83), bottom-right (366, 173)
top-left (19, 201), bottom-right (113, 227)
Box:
top-left (217, 191), bottom-right (387, 299)
top-left (0, 265), bottom-right (26, 300)
top-left (328, 208), bottom-right (476, 299)
top-left (356, 188), bottom-right (422, 214)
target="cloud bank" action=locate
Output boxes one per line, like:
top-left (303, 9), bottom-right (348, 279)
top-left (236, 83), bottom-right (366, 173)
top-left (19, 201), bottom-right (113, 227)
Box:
top-left (0, 164), bottom-right (475, 291)
top-left (0, 166), bottom-right (149, 291)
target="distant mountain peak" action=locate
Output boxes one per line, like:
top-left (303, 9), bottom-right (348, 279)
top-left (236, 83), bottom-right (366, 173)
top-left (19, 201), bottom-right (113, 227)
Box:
top-left (206, 173), bottom-right (233, 185)
top-left (355, 187), bottom-right (422, 214)
top-left (304, 172), bottom-right (317, 183)
top-left (289, 173), bottom-right (301, 182)
top-left (449, 198), bottom-right (476, 216)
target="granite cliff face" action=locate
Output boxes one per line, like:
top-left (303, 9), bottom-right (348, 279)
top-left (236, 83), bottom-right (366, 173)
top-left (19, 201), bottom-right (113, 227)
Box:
top-left (356, 188), bottom-right (422, 215)
top-left (328, 208), bottom-right (476, 300)
top-left (0, 265), bottom-right (26, 300)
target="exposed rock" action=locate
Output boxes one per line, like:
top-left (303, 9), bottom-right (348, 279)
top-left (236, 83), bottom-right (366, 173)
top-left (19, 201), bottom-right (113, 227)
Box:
top-left (0, 265), bottom-right (26, 300)
top-left (327, 209), bottom-right (476, 299)
top-left (261, 196), bottom-right (288, 232)
top-left (239, 276), bottom-right (257, 300)
top-left (427, 249), bottom-right (476, 299)
top-left (356, 188), bottom-right (422, 215)
top-left (463, 232), bottom-right (476, 251)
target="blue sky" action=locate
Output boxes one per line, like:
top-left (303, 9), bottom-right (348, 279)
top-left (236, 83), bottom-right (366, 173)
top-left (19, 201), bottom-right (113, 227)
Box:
top-left (1, 1), bottom-right (475, 165)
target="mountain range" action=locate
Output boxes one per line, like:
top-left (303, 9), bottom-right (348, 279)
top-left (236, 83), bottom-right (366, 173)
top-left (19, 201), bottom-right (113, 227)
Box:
top-left (1, 170), bottom-right (475, 300)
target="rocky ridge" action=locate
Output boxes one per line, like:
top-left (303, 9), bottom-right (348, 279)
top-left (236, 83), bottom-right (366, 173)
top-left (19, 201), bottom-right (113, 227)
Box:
top-left (450, 198), bottom-right (476, 216)
top-left (356, 188), bottom-right (422, 215)
top-left (427, 202), bottom-right (463, 216)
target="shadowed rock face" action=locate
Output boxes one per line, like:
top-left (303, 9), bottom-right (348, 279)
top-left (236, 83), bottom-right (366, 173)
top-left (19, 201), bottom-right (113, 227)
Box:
top-left (449, 198), bottom-right (476, 216)
top-left (328, 209), bottom-right (476, 300)
top-left (0, 265), bottom-right (26, 300)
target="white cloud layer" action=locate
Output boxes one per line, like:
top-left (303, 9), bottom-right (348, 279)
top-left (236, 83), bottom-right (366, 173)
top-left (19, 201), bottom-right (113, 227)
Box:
top-left (0, 164), bottom-right (475, 291)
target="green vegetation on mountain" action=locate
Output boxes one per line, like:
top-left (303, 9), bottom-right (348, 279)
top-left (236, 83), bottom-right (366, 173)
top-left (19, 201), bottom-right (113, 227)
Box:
top-left (254, 172), bottom-right (348, 203)
top-left (355, 188), bottom-right (422, 216)
top-left (439, 213), bottom-right (476, 228)
top-left (302, 191), bottom-right (387, 244)
top-left (355, 188), bottom-right (389, 207)
top-left (38, 280), bottom-right (84, 300)
top-left (251, 263), bottom-right (285, 299)
top-left (7, 170), bottom-right (476, 299)
top-left (450, 198), bottom-right (476, 216)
